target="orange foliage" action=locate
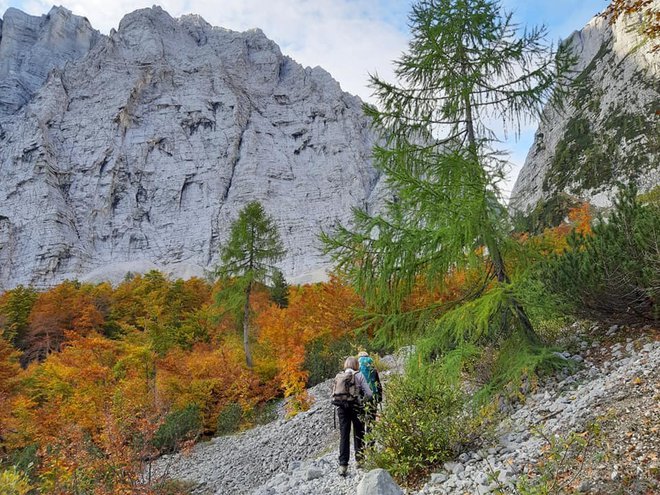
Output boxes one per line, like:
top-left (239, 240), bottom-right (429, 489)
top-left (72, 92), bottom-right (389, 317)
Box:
top-left (24, 282), bottom-right (106, 362)
top-left (157, 342), bottom-right (275, 431)
top-left (0, 336), bottom-right (22, 448)
top-left (0, 271), bottom-right (368, 491)
top-left (257, 275), bottom-right (363, 414)
top-left (3, 332), bottom-right (165, 493)
top-left (403, 268), bottom-right (480, 312)
top-left (20, 333), bottom-right (121, 445)
top-left (519, 202), bottom-right (593, 256)
top-left (568, 202), bottom-right (592, 236)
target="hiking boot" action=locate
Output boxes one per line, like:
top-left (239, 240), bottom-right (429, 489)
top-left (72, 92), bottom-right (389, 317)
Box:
top-left (338, 465), bottom-right (348, 477)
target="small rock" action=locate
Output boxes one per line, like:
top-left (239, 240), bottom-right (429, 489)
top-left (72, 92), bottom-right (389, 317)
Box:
top-left (430, 472), bottom-right (448, 484)
top-left (305, 468), bottom-right (323, 481)
top-left (357, 469), bottom-right (404, 495)
top-left (577, 480), bottom-right (591, 492)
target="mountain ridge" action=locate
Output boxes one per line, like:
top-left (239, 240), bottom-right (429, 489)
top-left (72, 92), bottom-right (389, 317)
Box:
top-left (510, 3), bottom-right (659, 213)
top-left (0, 5), bottom-right (380, 289)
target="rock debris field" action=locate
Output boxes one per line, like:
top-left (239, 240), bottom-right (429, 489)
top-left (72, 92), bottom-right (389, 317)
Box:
top-left (154, 325), bottom-right (660, 494)
top-left (151, 377), bottom-right (341, 494)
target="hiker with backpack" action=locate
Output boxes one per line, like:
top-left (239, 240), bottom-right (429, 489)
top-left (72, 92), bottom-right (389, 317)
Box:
top-left (357, 351), bottom-right (382, 441)
top-left (331, 356), bottom-right (373, 476)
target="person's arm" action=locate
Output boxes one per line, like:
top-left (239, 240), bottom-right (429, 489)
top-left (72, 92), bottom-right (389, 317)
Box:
top-left (357, 373), bottom-right (373, 399)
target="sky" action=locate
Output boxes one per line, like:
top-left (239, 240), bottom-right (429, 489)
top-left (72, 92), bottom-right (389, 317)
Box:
top-left (0, 0), bottom-right (610, 198)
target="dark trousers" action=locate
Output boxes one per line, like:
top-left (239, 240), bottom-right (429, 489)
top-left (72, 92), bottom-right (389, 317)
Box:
top-left (337, 404), bottom-right (365, 466)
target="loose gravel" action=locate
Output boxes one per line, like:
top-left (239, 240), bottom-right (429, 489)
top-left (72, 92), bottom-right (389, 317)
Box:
top-left (154, 327), bottom-right (660, 495)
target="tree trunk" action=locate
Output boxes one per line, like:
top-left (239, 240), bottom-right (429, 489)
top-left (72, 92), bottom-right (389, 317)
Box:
top-left (463, 86), bottom-right (540, 345)
top-left (243, 281), bottom-right (253, 368)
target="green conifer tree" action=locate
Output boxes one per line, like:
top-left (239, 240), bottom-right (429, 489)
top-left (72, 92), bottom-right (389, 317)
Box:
top-left (270, 269), bottom-right (289, 308)
top-left (323, 0), bottom-right (572, 347)
top-left (216, 202), bottom-right (285, 367)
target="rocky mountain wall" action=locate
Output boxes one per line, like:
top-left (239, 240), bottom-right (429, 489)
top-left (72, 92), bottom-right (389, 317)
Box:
top-left (510, 3), bottom-right (659, 213)
top-left (0, 6), bottom-right (100, 117)
top-left (0, 6), bottom-right (379, 289)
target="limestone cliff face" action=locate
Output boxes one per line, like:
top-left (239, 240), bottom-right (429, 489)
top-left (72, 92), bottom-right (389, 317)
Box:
top-left (510, 3), bottom-right (659, 213)
top-left (0, 6), bottom-right (100, 117)
top-left (0, 6), bottom-right (379, 289)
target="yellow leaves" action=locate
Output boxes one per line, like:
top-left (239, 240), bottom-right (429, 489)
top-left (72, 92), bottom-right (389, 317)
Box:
top-left (1, 272), bottom-right (370, 488)
top-left (253, 275), bottom-right (364, 416)
top-left (0, 337), bottom-right (21, 387)
top-left (1, 394), bottom-right (38, 451)
top-left (285, 390), bottom-right (311, 418)
top-left (155, 342), bottom-right (272, 431)
top-left (0, 467), bottom-right (33, 495)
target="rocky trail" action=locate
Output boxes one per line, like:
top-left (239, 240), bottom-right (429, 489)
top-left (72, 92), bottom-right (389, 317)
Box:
top-left (151, 378), bottom-right (341, 494)
top-left (155, 323), bottom-right (660, 494)
top-left (151, 352), bottom-right (408, 494)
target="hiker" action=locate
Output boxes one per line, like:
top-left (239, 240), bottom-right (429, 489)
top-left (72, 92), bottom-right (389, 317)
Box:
top-left (331, 356), bottom-right (373, 476)
top-left (357, 350), bottom-right (382, 440)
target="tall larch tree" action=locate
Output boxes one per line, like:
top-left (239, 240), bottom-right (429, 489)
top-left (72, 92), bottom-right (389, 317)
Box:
top-left (216, 201), bottom-right (285, 368)
top-left (323, 0), bottom-right (572, 348)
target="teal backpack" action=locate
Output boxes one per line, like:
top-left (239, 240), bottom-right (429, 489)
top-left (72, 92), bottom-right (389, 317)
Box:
top-left (358, 356), bottom-right (378, 396)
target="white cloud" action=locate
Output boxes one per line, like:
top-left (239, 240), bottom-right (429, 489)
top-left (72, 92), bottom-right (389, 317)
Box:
top-left (195, 0), bottom-right (409, 101)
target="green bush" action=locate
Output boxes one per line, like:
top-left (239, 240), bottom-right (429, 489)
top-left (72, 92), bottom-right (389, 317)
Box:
top-left (365, 362), bottom-right (475, 483)
top-left (215, 402), bottom-right (243, 435)
top-left (512, 193), bottom-right (579, 234)
top-left (0, 467), bottom-right (32, 495)
top-left (153, 404), bottom-right (202, 453)
top-left (7, 444), bottom-right (39, 477)
top-left (303, 335), bottom-right (356, 387)
top-left (245, 400), bottom-right (278, 426)
top-left (542, 185), bottom-right (659, 320)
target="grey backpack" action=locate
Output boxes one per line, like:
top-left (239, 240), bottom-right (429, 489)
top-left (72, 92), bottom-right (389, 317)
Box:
top-left (331, 370), bottom-right (359, 406)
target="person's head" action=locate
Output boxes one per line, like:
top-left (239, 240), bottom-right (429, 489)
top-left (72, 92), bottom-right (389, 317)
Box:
top-left (357, 351), bottom-right (368, 358)
top-left (344, 356), bottom-right (359, 371)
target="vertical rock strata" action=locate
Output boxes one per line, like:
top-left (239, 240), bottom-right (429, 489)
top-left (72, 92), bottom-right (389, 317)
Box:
top-left (0, 7), bottom-right (379, 288)
top-left (510, 4), bottom-right (659, 213)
